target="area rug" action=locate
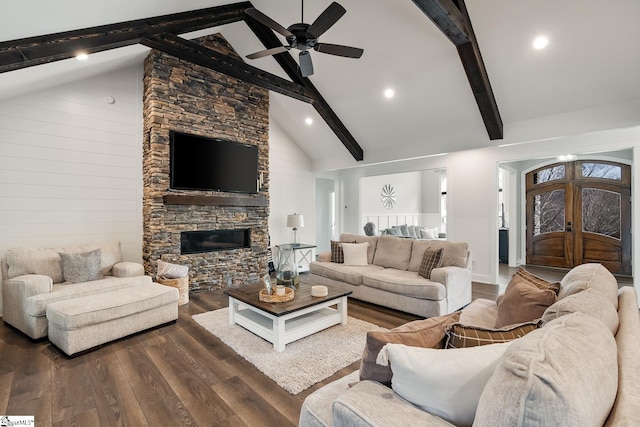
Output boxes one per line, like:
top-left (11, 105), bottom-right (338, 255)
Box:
top-left (192, 308), bottom-right (385, 394)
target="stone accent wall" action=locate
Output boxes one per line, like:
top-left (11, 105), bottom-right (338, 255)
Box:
top-left (143, 34), bottom-right (269, 291)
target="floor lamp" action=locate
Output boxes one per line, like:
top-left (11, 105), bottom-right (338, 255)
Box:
top-left (287, 213), bottom-right (304, 244)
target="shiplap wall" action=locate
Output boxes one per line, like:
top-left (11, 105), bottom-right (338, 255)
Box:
top-left (268, 118), bottom-right (315, 248)
top-left (0, 66), bottom-right (144, 313)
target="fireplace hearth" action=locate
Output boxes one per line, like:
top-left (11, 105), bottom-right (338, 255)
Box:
top-left (181, 229), bottom-right (250, 255)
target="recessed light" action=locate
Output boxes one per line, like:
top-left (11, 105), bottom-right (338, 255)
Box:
top-left (384, 88), bottom-right (395, 99)
top-left (76, 53), bottom-right (89, 61)
top-left (305, 117), bottom-right (313, 125)
top-left (532, 36), bottom-right (549, 50)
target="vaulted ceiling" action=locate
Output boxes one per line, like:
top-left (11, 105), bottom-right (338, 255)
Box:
top-left (1, 0), bottom-right (640, 171)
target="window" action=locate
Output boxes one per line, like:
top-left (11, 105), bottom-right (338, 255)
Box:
top-left (581, 163), bottom-right (622, 180)
top-left (533, 165), bottom-right (565, 184)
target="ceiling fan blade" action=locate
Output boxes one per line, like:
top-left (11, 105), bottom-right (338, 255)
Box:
top-left (245, 8), bottom-right (294, 38)
top-left (299, 51), bottom-right (314, 77)
top-left (306, 2), bottom-right (346, 39)
top-left (314, 43), bottom-right (364, 58)
top-left (246, 46), bottom-right (289, 60)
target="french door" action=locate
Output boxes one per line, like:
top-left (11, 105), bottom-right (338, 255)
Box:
top-left (526, 160), bottom-right (631, 275)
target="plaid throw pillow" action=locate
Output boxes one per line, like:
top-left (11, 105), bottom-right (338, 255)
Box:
top-left (330, 240), bottom-right (356, 263)
top-left (445, 320), bottom-right (541, 349)
top-left (418, 248), bottom-right (443, 279)
top-left (515, 267), bottom-right (561, 294)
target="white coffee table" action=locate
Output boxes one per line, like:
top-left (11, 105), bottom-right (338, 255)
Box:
top-left (224, 283), bottom-right (352, 352)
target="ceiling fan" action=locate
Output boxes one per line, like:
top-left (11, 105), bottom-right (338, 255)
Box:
top-left (245, 1), bottom-right (364, 77)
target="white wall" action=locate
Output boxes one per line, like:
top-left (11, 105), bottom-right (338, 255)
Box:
top-left (267, 118), bottom-right (315, 248)
top-left (0, 66), bottom-right (144, 314)
top-left (336, 126), bottom-right (640, 298)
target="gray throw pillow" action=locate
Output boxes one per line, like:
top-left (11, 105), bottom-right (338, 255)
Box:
top-left (59, 249), bottom-right (102, 283)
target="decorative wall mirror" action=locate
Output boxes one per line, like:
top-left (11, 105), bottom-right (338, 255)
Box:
top-left (381, 184), bottom-right (396, 209)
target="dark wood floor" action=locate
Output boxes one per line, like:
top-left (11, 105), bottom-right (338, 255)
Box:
top-left (0, 290), bottom-right (425, 426)
top-left (2, 266), bottom-right (630, 425)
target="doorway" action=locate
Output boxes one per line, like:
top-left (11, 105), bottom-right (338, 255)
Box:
top-left (525, 160), bottom-right (631, 275)
top-left (315, 178), bottom-right (337, 253)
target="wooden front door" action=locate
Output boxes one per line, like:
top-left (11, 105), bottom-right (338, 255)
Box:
top-left (526, 160), bottom-right (631, 275)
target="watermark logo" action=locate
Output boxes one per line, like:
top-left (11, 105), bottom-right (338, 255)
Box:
top-left (0, 416), bottom-right (35, 426)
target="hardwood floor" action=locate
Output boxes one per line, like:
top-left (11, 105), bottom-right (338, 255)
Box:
top-left (2, 267), bottom-right (630, 425)
top-left (0, 290), bottom-right (422, 426)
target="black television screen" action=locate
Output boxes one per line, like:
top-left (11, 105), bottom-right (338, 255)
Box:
top-left (170, 131), bottom-right (258, 193)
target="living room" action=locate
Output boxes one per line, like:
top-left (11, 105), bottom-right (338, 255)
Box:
top-left (1, 1), bottom-right (640, 425)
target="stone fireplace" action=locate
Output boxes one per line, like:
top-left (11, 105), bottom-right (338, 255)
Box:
top-left (142, 34), bottom-right (269, 291)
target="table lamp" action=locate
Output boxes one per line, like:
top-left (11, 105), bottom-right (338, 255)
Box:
top-left (287, 213), bottom-right (304, 244)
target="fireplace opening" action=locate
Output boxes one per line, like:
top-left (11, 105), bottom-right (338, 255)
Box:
top-left (181, 229), bottom-right (250, 254)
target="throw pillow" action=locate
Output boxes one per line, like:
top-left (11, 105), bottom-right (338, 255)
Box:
top-left (515, 267), bottom-right (560, 294)
top-left (341, 242), bottom-right (369, 266)
top-left (385, 228), bottom-right (401, 236)
top-left (407, 225), bottom-right (418, 238)
top-left (495, 272), bottom-right (557, 328)
top-left (360, 312), bottom-right (460, 386)
top-left (157, 259), bottom-right (189, 279)
top-left (418, 248), bottom-right (443, 279)
top-left (399, 224), bottom-right (410, 237)
top-left (420, 228), bottom-right (437, 239)
top-left (59, 249), bottom-right (102, 284)
top-left (330, 240), bottom-right (347, 263)
top-left (377, 342), bottom-right (511, 427)
top-left (445, 320), bottom-right (541, 349)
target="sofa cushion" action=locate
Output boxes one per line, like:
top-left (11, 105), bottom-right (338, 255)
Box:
top-left (408, 240), bottom-right (469, 271)
top-left (25, 275), bottom-right (152, 317)
top-left (542, 287), bottom-right (619, 334)
top-left (363, 269), bottom-right (446, 300)
top-left (474, 312), bottom-right (618, 427)
top-left (359, 312), bottom-right (460, 386)
top-left (495, 272), bottom-right (557, 328)
top-left (559, 263), bottom-right (619, 309)
top-left (60, 249), bottom-right (103, 284)
top-left (445, 320), bottom-right (540, 349)
top-left (418, 248), bottom-right (443, 279)
top-left (459, 298), bottom-right (498, 329)
top-left (341, 242), bottom-right (369, 266)
top-left (5, 247), bottom-right (64, 283)
top-left (339, 233), bottom-right (378, 265)
top-left (378, 342), bottom-right (511, 427)
top-left (372, 236), bottom-right (413, 270)
top-left (309, 262), bottom-right (384, 286)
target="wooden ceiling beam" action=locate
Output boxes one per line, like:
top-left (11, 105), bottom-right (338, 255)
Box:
top-left (245, 15), bottom-right (364, 161)
top-left (412, 0), bottom-right (503, 140)
top-left (0, 2), bottom-right (251, 74)
top-left (140, 34), bottom-right (315, 103)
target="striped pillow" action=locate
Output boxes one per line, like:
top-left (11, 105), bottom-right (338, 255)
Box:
top-left (418, 248), bottom-right (443, 279)
top-left (445, 320), bottom-right (541, 349)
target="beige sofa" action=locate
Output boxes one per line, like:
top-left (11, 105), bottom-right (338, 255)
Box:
top-left (300, 233), bottom-right (472, 318)
top-left (300, 263), bottom-right (640, 426)
top-left (2, 241), bottom-right (153, 339)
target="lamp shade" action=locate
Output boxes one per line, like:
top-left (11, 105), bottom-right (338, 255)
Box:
top-left (287, 213), bottom-right (304, 228)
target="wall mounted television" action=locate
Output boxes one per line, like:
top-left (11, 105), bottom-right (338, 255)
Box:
top-left (170, 131), bottom-right (259, 193)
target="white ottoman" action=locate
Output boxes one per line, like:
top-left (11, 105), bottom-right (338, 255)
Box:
top-left (46, 282), bottom-right (179, 356)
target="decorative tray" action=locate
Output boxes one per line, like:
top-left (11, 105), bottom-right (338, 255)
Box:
top-left (259, 287), bottom-right (294, 303)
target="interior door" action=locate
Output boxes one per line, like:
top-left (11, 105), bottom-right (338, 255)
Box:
top-left (525, 160), bottom-right (632, 275)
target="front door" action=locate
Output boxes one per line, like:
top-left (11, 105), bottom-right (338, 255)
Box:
top-left (526, 160), bottom-right (631, 275)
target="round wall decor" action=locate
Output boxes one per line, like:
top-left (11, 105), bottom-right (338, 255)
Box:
top-left (381, 184), bottom-right (396, 209)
